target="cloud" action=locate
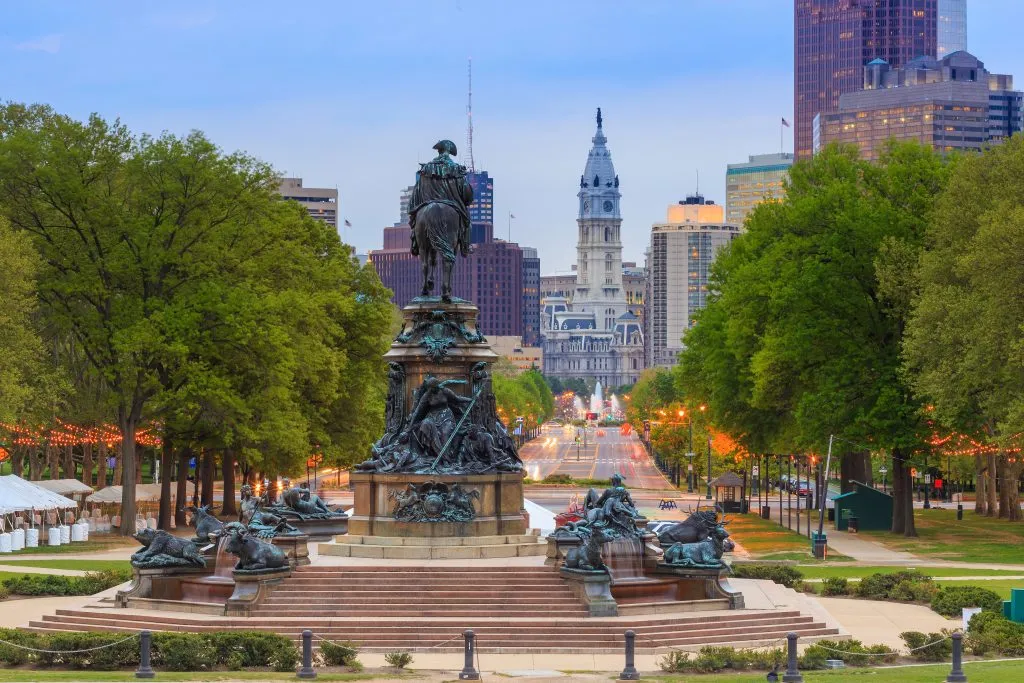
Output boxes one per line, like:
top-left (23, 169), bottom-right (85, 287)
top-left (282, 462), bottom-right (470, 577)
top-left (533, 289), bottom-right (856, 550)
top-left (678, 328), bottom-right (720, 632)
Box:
top-left (15, 34), bottom-right (62, 54)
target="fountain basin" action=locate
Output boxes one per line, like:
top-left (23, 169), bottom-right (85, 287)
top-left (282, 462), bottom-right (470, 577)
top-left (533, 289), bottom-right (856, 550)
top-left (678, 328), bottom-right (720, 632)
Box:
top-left (180, 575), bottom-right (235, 604)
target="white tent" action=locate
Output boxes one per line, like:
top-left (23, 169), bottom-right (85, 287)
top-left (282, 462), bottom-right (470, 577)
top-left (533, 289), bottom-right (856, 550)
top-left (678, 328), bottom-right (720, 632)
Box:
top-left (0, 475), bottom-right (79, 515)
top-left (35, 479), bottom-right (95, 497)
top-left (85, 483), bottom-right (163, 504)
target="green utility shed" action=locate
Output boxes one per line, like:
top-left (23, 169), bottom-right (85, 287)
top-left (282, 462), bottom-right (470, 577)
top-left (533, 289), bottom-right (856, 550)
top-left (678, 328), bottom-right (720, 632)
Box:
top-left (833, 481), bottom-right (893, 531)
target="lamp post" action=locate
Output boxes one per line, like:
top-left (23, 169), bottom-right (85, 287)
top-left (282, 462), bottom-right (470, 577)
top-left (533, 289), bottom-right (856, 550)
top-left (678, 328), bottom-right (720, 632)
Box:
top-left (700, 405), bottom-right (711, 500)
top-left (879, 465), bottom-right (888, 494)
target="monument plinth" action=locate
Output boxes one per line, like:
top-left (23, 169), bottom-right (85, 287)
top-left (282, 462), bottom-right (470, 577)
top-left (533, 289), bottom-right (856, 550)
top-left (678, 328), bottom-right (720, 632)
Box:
top-left (351, 297), bottom-right (526, 538)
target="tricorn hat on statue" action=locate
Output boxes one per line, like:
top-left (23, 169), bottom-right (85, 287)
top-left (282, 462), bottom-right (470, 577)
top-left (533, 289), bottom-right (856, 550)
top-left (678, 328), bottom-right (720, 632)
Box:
top-left (433, 139), bottom-right (458, 156)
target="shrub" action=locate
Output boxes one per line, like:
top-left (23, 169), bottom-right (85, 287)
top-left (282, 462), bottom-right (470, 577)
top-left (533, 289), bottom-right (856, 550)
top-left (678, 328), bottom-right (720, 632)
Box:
top-left (966, 611), bottom-right (1024, 657)
top-left (0, 629), bottom-right (298, 671)
top-left (152, 633), bottom-right (217, 671)
top-left (0, 584), bottom-right (8, 600)
top-left (931, 586), bottom-right (1003, 618)
top-left (206, 632), bottom-right (297, 672)
top-left (384, 650), bottom-right (413, 669)
top-left (319, 639), bottom-right (360, 667)
top-left (900, 630), bottom-right (953, 662)
top-left (731, 564), bottom-right (803, 588)
top-left (1, 569), bottom-right (131, 597)
top-left (800, 639), bottom-right (897, 669)
top-left (821, 577), bottom-right (849, 596)
top-left (855, 570), bottom-right (933, 600)
top-left (542, 474), bottom-right (574, 484)
top-left (659, 649), bottom-right (691, 672)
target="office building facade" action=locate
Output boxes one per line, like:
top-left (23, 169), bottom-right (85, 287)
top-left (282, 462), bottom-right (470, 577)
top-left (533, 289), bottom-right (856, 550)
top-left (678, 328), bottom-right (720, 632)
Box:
top-left (817, 51), bottom-right (1022, 160)
top-left (466, 171), bottom-right (494, 244)
top-left (648, 196), bottom-right (741, 368)
top-left (279, 177), bottom-right (339, 229)
top-left (521, 247), bottom-right (541, 346)
top-left (541, 110), bottom-right (645, 388)
top-left (725, 153), bottom-right (795, 226)
top-left (795, 0), bottom-right (938, 160)
top-left (371, 180), bottom-right (528, 337)
top-left (937, 0), bottom-right (967, 58)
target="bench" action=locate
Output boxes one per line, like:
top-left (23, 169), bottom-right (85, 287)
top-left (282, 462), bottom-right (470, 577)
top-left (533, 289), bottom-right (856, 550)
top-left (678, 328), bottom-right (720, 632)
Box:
top-left (658, 499), bottom-right (678, 510)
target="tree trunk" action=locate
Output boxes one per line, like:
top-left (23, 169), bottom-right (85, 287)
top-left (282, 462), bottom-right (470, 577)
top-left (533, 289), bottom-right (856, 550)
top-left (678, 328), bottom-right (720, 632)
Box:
top-left (175, 449), bottom-right (190, 527)
top-left (974, 454), bottom-right (987, 516)
top-left (11, 445), bottom-right (25, 478)
top-left (221, 450), bottom-right (236, 517)
top-left (891, 449), bottom-right (906, 535)
top-left (985, 453), bottom-right (998, 517)
top-left (45, 444), bottom-right (59, 480)
top-left (82, 442), bottom-right (94, 487)
top-left (158, 435), bottom-right (174, 531)
top-left (997, 455), bottom-right (1011, 519)
top-left (61, 445), bottom-right (75, 480)
top-left (1006, 460), bottom-right (1023, 521)
top-left (97, 441), bottom-right (108, 488)
top-left (200, 449), bottom-right (214, 508)
top-left (118, 407), bottom-right (139, 537)
top-left (839, 451), bottom-right (872, 493)
top-left (28, 447), bottom-right (43, 480)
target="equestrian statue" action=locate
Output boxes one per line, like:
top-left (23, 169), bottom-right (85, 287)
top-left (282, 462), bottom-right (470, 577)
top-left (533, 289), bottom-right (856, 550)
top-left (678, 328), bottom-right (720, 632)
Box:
top-left (408, 139), bottom-right (473, 301)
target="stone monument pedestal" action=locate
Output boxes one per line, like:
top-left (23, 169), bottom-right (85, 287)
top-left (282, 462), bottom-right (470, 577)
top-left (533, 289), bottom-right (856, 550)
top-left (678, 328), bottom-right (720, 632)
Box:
top-left (348, 472), bottom-right (526, 537)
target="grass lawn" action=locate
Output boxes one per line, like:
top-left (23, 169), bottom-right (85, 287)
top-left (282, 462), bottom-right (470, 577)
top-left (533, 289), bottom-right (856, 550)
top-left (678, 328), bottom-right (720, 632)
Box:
top-left (935, 579), bottom-right (1023, 599)
top-left (728, 513), bottom-right (849, 561)
top-left (0, 559), bottom-right (130, 572)
top-left (859, 509), bottom-right (1024, 564)
top-left (0, 672), bottom-right (407, 682)
top-left (649, 660), bottom-right (1024, 682)
top-left (796, 565), bottom-right (1024, 580)
top-left (5, 538), bottom-right (137, 555)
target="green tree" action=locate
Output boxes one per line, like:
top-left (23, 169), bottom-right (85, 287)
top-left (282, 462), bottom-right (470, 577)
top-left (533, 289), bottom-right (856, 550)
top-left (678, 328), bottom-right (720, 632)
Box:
top-left (0, 218), bottom-right (61, 424)
top-left (904, 136), bottom-right (1024, 521)
top-left (0, 104), bottom-right (391, 532)
top-left (678, 143), bottom-right (948, 536)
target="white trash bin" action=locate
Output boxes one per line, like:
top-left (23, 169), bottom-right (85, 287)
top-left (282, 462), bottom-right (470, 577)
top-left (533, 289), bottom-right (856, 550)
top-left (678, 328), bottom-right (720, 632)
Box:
top-left (71, 523), bottom-right (85, 542)
top-left (80, 521), bottom-right (90, 541)
top-left (0, 533), bottom-right (11, 553)
top-left (25, 528), bottom-right (39, 548)
top-left (47, 526), bottom-right (61, 546)
top-left (11, 528), bottom-right (25, 551)
top-left (146, 517), bottom-right (157, 530)
top-left (60, 525), bottom-right (71, 544)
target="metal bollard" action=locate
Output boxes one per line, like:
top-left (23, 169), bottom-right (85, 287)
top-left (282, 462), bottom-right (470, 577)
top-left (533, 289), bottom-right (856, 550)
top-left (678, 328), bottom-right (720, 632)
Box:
top-left (619, 629), bottom-right (640, 680)
top-left (297, 629), bottom-right (316, 679)
top-left (945, 632), bottom-right (968, 682)
top-left (459, 629), bottom-right (480, 680)
top-left (135, 630), bottom-right (155, 679)
top-left (957, 504), bottom-right (964, 521)
top-left (782, 632), bottom-right (803, 683)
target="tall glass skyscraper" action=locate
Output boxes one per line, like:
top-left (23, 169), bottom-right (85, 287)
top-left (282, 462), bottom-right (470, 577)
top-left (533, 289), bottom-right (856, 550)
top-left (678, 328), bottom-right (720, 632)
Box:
top-left (466, 170), bottom-right (494, 244)
top-left (794, 0), bottom-right (938, 160)
top-left (937, 0), bottom-right (967, 57)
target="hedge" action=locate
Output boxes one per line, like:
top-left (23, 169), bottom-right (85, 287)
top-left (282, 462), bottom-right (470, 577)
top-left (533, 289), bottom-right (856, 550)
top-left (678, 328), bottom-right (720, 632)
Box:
top-left (967, 611), bottom-right (1024, 657)
top-left (800, 639), bottom-right (897, 669)
top-left (1, 569), bottom-right (131, 597)
top-left (900, 630), bottom-right (953, 662)
top-left (659, 645), bottom-right (786, 673)
top-left (930, 585), bottom-right (1003, 617)
top-left (0, 629), bottom-right (297, 671)
top-left (731, 564), bottom-right (803, 588)
top-left (854, 570), bottom-right (936, 601)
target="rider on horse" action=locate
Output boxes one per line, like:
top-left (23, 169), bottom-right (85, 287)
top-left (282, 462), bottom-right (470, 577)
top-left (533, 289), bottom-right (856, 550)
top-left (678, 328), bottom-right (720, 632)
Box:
top-left (408, 140), bottom-right (473, 261)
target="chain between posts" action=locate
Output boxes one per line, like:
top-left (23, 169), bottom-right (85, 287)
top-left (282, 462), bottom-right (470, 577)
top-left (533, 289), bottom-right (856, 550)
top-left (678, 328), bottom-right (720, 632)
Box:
top-left (0, 632), bottom-right (138, 654)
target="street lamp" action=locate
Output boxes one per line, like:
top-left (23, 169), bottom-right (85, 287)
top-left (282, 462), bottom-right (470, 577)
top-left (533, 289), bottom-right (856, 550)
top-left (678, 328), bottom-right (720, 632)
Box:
top-left (879, 465), bottom-right (888, 494)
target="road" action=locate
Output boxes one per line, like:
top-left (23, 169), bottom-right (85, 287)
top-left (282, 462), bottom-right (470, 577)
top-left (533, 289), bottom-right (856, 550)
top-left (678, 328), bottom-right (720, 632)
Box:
top-left (520, 424), bottom-right (674, 489)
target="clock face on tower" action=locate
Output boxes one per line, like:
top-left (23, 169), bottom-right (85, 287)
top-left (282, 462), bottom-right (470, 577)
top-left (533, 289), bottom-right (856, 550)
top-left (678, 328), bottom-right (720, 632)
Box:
top-left (583, 200), bottom-right (591, 214)
top-left (603, 200), bottom-right (614, 212)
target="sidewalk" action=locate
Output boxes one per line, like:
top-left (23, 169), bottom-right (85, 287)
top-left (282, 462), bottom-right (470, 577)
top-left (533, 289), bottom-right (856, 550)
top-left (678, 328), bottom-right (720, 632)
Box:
top-left (819, 531), bottom-right (921, 563)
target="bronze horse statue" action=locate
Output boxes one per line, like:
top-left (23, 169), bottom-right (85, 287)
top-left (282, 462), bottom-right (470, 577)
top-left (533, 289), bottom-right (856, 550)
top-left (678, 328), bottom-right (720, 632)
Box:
top-left (408, 139), bottom-right (473, 302)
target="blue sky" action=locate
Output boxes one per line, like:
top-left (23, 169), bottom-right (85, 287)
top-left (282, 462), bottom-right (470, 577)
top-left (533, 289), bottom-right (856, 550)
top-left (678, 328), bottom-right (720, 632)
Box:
top-left (4, 1), bottom-right (1023, 271)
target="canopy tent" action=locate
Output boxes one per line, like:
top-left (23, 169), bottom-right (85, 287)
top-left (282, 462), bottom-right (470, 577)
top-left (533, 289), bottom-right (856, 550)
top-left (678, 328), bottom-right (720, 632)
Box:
top-left (0, 475), bottom-right (79, 515)
top-left (35, 479), bottom-right (95, 497)
top-left (85, 483), bottom-right (163, 504)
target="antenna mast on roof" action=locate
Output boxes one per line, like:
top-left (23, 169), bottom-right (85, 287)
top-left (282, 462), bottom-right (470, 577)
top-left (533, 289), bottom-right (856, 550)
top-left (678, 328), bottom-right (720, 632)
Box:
top-left (465, 58), bottom-right (475, 172)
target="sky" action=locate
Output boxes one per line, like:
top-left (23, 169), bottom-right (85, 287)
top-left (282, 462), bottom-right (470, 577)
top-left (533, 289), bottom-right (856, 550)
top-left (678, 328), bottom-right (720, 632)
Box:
top-left (4, 1), bottom-right (1024, 272)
